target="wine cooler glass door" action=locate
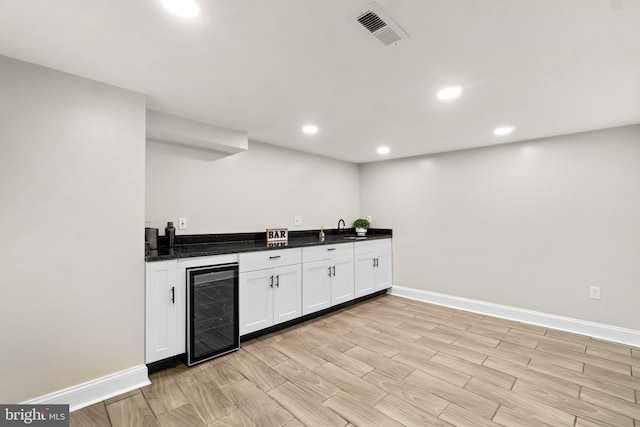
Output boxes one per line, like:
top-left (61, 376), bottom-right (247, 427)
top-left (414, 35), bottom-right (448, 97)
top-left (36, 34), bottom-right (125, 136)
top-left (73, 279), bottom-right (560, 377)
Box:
top-left (187, 263), bottom-right (239, 366)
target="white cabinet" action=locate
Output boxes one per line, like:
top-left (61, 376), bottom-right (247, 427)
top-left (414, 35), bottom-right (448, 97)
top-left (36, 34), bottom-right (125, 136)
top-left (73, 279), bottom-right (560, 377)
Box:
top-left (373, 244), bottom-right (392, 291)
top-left (302, 243), bottom-right (354, 315)
top-left (301, 260), bottom-right (331, 314)
top-left (147, 238), bottom-right (391, 345)
top-left (239, 249), bottom-right (302, 335)
top-left (354, 239), bottom-right (393, 298)
top-left (145, 260), bottom-right (184, 364)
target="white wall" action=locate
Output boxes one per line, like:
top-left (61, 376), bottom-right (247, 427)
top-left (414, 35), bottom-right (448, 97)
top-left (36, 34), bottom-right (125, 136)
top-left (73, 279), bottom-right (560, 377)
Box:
top-left (146, 140), bottom-right (360, 234)
top-left (0, 56), bottom-right (146, 402)
top-left (360, 125), bottom-right (640, 330)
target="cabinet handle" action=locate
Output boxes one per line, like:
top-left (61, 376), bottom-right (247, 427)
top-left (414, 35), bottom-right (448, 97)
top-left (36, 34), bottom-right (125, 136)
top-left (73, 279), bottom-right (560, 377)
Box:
top-left (372, 258), bottom-right (376, 267)
top-left (327, 248), bottom-right (336, 251)
top-left (276, 275), bottom-right (280, 288)
top-left (332, 266), bottom-right (336, 276)
top-left (171, 286), bottom-right (175, 304)
top-left (376, 258), bottom-right (379, 267)
top-left (270, 275), bottom-right (274, 288)
top-left (269, 255), bottom-right (281, 260)
top-left (328, 267), bottom-right (332, 277)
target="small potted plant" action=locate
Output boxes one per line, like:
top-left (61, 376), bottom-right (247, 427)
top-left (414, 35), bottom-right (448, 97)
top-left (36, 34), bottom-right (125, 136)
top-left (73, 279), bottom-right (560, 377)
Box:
top-left (352, 218), bottom-right (370, 236)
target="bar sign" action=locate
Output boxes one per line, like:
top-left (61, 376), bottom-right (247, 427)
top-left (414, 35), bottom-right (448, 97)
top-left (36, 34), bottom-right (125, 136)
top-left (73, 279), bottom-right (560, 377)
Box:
top-left (266, 228), bottom-right (288, 243)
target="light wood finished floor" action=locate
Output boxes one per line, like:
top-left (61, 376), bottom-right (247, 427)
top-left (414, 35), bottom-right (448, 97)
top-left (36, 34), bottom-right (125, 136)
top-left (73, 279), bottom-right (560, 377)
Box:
top-left (71, 295), bottom-right (640, 427)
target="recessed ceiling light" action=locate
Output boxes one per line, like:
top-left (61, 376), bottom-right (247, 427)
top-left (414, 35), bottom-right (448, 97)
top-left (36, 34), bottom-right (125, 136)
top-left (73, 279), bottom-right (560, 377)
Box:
top-left (494, 126), bottom-right (515, 136)
top-left (161, 0), bottom-right (200, 18)
top-left (302, 125), bottom-right (318, 135)
top-left (437, 86), bottom-right (463, 100)
top-left (377, 146), bottom-right (390, 155)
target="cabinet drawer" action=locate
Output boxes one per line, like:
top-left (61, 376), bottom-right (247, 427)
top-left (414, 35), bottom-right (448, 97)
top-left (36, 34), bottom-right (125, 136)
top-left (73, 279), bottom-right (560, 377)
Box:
top-left (354, 238), bottom-right (391, 255)
top-left (239, 248), bottom-right (301, 272)
top-left (303, 242), bottom-right (353, 263)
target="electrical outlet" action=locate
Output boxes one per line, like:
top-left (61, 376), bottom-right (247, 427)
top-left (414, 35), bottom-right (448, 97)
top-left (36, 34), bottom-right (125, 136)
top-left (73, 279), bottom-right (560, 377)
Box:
top-left (590, 286), bottom-right (601, 300)
top-left (294, 216), bottom-right (302, 226)
top-left (178, 217), bottom-right (187, 230)
top-left (367, 215), bottom-right (372, 222)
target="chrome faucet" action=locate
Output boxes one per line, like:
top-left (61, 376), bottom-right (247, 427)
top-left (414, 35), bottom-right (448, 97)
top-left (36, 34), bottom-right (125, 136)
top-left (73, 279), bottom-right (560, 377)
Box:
top-left (338, 219), bottom-right (346, 234)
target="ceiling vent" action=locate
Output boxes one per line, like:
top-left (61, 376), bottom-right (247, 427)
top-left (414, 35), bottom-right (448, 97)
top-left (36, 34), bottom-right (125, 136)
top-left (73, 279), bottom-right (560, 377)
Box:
top-left (350, 2), bottom-right (409, 47)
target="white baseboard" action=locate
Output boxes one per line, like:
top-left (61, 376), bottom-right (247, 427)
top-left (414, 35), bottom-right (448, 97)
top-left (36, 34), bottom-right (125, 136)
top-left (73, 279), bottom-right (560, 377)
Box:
top-left (24, 365), bottom-right (150, 412)
top-left (389, 286), bottom-right (640, 348)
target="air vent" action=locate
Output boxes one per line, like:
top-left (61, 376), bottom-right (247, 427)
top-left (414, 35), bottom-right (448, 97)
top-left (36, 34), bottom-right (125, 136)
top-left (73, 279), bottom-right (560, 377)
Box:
top-left (351, 2), bottom-right (409, 47)
top-left (357, 11), bottom-right (386, 33)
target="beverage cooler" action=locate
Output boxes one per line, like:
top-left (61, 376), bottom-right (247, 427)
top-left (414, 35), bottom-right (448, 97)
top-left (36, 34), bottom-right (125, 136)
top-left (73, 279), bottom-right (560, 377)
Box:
top-left (185, 263), bottom-right (239, 366)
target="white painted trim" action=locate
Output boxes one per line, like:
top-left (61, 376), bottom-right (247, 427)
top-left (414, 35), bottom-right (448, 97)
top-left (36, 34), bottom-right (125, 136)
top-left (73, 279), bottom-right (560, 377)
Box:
top-left (389, 286), bottom-right (640, 347)
top-left (24, 365), bottom-right (150, 412)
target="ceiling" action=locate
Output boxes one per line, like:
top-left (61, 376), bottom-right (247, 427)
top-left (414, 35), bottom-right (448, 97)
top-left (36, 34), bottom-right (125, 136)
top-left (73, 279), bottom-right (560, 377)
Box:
top-left (1, 0), bottom-right (639, 163)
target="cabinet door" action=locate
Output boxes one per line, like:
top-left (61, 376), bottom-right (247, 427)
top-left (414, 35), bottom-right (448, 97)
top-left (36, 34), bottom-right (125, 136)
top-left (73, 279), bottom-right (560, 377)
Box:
top-left (145, 260), bottom-right (181, 364)
top-left (354, 252), bottom-right (375, 298)
top-left (302, 260), bottom-right (332, 315)
top-left (273, 264), bottom-right (302, 325)
top-left (331, 256), bottom-right (355, 305)
top-left (239, 270), bottom-right (274, 335)
top-left (374, 250), bottom-right (392, 291)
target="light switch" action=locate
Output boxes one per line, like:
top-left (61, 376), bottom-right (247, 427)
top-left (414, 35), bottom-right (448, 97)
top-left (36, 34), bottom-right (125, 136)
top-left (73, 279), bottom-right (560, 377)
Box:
top-left (294, 216), bottom-right (302, 226)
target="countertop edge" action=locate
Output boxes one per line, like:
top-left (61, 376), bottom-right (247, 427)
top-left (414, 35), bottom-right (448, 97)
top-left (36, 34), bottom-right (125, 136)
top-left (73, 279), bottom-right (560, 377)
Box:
top-left (145, 230), bottom-right (392, 262)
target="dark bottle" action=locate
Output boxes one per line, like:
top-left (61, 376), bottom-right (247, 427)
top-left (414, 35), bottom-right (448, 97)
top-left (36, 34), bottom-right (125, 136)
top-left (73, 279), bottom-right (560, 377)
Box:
top-left (165, 221), bottom-right (176, 248)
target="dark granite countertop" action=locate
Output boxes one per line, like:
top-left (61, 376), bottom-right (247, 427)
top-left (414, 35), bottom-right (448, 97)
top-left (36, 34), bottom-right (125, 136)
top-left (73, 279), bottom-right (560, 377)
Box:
top-left (145, 228), bottom-right (392, 262)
